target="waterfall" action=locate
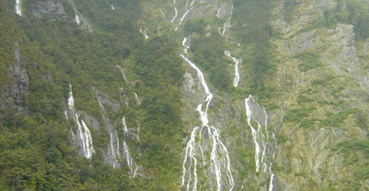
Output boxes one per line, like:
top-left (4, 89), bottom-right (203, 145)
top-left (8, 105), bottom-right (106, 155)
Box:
top-left (134, 93), bottom-right (141, 105)
top-left (245, 95), bottom-right (277, 190)
top-left (182, 37), bottom-right (189, 54)
top-left (75, 14), bottom-right (80, 25)
top-left (224, 50), bottom-right (240, 87)
top-left (111, 4), bottom-right (115, 10)
top-left (109, 130), bottom-right (120, 168)
top-left (175, 0), bottom-right (196, 30)
top-left (122, 116), bottom-right (137, 178)
top-left (171, 0), bottom-right (178, 24)
top-left (139, 27), bottom-right (148, 39)
top-left (115, 65), bottom-right (128, 83)
top-left (67, 0), bottom-right (93, 32)
top-left (180, 37), bottom-right (234, 191)
top-left (15, 0), bottom-right (22, 16)
top-left (220, 3), bottom-right (233, 36)
top-left (67, 84), bottom-right (95, 159)
top-left (216, 2), bottom-right (226, 18)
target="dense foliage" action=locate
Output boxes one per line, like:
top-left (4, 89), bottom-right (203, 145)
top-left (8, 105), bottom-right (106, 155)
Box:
top-left (189, 34), bottom-right (232, 91)
top-left (0, 0), bottom-right (184, 190)
top-left (1, 0), bottom-right (369, 190)
top-left (232, 0), bottom-right (278, 102)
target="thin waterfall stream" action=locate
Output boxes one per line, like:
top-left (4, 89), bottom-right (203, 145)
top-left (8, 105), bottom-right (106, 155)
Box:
top-left (224, 50), bottom-right (240, 87)
top-left (245, 95), bottom-right (277, 190)
top-left (15, 0), bottom-right (22, 16)
top-left (180, 37), bottom-right (234, 191)
top-left (67, 84), bottom-right (95, 159)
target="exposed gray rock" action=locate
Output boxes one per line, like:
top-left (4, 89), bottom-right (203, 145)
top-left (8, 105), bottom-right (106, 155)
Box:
top-left (81, 112), bottom-right (101, 131)
top-left (67, 0), bottom-right (94, 32)
top-left (3, 41), bottom-right (29, 115)
top-left (32, 1), bottom-right (68, 20)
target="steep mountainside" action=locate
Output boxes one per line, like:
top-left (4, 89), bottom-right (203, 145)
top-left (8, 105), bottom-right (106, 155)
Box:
top-left (0, 0), bottom-right (369, 190)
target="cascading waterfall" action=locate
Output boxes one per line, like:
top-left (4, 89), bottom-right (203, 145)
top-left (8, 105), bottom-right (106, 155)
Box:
top-left (111, 4), bottom-right (115, 10)
top-left (218, 3), bottom-right (233, 36)
top-left (134, 93), bottom-right (141, 105)
top-left (245, 95), bottom-right (277, 190)
top-left (75, 14), bottom-right (80, 25)
top-left (116, 65), bottom-right (128, 83)
top-left (180, 38), bottom-right (234, 191)
top-left (121, 116), bottom-right (138, 178)
top-left (15, 0), bottom-right (22, 16)
top-left (67, 0), bottom-right (93, 32)
top-left (109, 130), bottom-right (121, 168)
top-left (175, 0), bottom-right (196, 30)
top-left (67, 84), bottom-right (95, 159)
top-left (139, 27), bottom-right (148, 39)
top-left (224, 50), bottom-right (240, 87)
top-left (182, 37), bottom-right (189, 54)
top-left (171, 0), bottom-right (178, 23)
top-left (216, 2), bottom-right (226, 18)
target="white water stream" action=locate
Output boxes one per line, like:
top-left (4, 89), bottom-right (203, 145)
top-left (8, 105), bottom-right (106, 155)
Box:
top-left (216, 2), bottom-right (226, 18)
top-left (75, 14), bottom-right (80, 25)
top-left (134, 93), bottom-right (141, 105)
top-left (116, 65), bottom-right (128, 83)
top-left (224, 50), bottom-right (240, 87)
top-left (180, 37), bottom-right (234, 191)
top-left (222, 3), bottom-right (233, 36)
top-left (68, 84), bottom-right (95, 159)
top-left (139, 27), bottom-right (149, 39)
top-left (15, 0), bottom-right (22, 16)
top-left (175, 0), bottom-right (196, 30)
top-left (111, 4), bottom-right (115, 10)
top-left (68, 0), bottom-right (93, 32)
top-left (109, 130), bottom-right (121, 168)
top-left (171, 0), bottom-right (178, 23)
top-left (122, 116), bottom-right (137, 178)
top-left (245, 95), bottom-right (277, 190)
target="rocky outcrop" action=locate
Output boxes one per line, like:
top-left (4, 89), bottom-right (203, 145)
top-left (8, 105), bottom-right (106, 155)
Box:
top-left (268, 0), bottom-right (369, 190)
top-left (2, 41), bottom-right (29, 115)
top-left (32, 1), bottom-right (68, 20)
top-left (31, 0), bottom-right (93, 32)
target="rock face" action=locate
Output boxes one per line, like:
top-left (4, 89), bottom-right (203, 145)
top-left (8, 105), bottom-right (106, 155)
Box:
top-left (169, 0), bottom-right (369, 190)
top-left (31, 0), bottom-right (93, 32)
top-left (5, 0), bottom-right (369, 189)
top-left (268, 1), bottom-right (369, 190)
top-left (32, 1), bottom-right (68, 20)
top-left (2, 41), bottom-right (29, 115)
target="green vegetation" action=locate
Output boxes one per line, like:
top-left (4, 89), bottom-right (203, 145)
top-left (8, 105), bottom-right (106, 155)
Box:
top-left (190, 34), bottom-right (232, 90)
top-left (298, 0), bottom-right (369, 41)
top-left (133, 35), bottom-right (184, 189)
top-left (183, 19), bottom-right (206, 36)
top-left (233, 0), bottom-right (278, 102)
top-left (0, 0), bottom-right (185, 189)
top-left (311, 76), bottom-right (335, 87)
top-left (283, 0), bottom-right (296, 22)
top-left (320, 108), bottom-right (357, 127)
top-left (294, 50), bottom-right (323, 72)
top-left (284, 107), bottom-right (315, 123)
top-left (333, 138), bottom-right (369, 182)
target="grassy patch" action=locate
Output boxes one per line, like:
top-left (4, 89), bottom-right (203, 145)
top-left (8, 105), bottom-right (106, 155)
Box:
top-left (320, 108), bottom-right (358, 127)
top-left (284, 107), bottom-right (315, 123)
top-left (311, 76), bottom-right (335, 87)
top-left (294, 50), bottom-right (323, 72)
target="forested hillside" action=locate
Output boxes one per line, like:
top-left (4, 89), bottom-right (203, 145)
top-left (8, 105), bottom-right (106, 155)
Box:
top-left (1, 0), bottom-right (369, 190)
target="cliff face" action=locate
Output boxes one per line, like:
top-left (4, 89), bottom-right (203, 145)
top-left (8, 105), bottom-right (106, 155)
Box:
top-left (269, 1), bottom-right (369, 190)
top-left (141, 0), bottom-right (369, 190)
top-left (1, 0), bottom-right (369, 190)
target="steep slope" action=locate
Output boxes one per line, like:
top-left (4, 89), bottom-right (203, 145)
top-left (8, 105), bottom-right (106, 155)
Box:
top-left (0, 0), bottom-right (369, 190)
